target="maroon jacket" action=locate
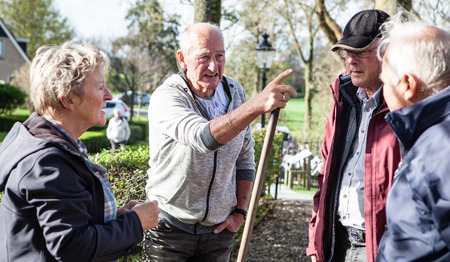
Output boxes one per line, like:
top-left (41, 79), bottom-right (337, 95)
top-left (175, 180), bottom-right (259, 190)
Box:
top-left (306, 74), bottom-right (401, 262)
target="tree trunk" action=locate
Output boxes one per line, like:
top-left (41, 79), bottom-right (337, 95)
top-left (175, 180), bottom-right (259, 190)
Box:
top-left (315, 0), bottom-right (344, 67)
top-left (194, 0), bottom-right (222, 25)
top-left (375, 0), bottom-right (413, 15)
top-left (303, 61), bottom-right (313, 134)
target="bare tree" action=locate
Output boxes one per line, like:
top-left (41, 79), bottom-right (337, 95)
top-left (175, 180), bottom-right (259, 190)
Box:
top-left (375, 0), bottom-right (412, 15)
top-left (194, 0), bottom-right (221, 25)
top-left (108, 0), bottom-right (179, 122)
top-left (315, 0), bottom-right (344, 66)
top-left (271, 0), bottom-right (320, 134)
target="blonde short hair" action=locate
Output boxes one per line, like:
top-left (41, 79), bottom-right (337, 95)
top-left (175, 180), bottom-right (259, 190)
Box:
top-left (29, 41), bottom-right (110, 114)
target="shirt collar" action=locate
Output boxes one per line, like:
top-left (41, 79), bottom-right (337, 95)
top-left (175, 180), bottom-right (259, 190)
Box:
top-left (356, 85), bottom-right (383, 108)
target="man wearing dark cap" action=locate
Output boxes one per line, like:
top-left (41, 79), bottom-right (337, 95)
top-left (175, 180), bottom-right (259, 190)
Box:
top-left (306, 10), bottom-right (401, 262)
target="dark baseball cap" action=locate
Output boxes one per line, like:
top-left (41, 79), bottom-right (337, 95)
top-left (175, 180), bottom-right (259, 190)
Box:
top-left (331, 9), bottom-right (390, 52)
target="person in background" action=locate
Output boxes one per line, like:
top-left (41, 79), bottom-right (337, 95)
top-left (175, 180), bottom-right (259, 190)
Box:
top-left (306, 10), bottom-right (401, 262)
top-left (0, 41), bottom-right (159, 262)
top-left (107, 108), bottom-right (131, 149)
top-left (375, 12), bottom-right (450, 261)
top-left (145, 22), bottom-right (297, 261)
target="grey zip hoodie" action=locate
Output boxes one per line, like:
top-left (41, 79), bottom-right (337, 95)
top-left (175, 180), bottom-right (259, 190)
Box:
top-left (145, 72), bottom-right (255, 233)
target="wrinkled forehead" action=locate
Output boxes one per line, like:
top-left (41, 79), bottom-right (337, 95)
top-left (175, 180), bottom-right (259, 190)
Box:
top-left (193, 46), bottom-right (226, 57)
top-left (187, 27), bottom-right (223, 48)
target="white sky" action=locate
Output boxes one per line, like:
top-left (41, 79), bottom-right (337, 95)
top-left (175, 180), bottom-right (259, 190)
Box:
top-left (53, 0), bottom-right (194, 42)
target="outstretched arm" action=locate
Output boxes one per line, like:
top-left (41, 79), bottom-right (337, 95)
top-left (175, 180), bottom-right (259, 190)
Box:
top-left (210, 69), bottom-right (297, 145)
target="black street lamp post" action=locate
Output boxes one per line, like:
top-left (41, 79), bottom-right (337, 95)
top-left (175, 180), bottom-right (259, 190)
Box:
top-left (256, 32), bottom-right (275, 128)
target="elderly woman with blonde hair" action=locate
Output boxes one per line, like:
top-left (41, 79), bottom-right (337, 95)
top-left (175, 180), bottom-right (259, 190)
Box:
top-left (0, 41), bottom-right (159, 262)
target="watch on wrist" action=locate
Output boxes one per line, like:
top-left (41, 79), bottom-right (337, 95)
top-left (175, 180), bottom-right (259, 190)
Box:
top-left (232, 208), bottom-right (248, 218)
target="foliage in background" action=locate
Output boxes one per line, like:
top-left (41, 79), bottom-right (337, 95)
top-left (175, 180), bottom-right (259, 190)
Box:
top-left (10, 63), bottom-right (34, 112)
top-left (91, 145), bottom-right (149, 207)
top-left (0, 109), bottom-right (29, 131)
top-left (0, 82), bottom-right (27, 115)
top-left (252, 129), bottom-right (284, 193)
top-left (0, 0), bottom-right (75, 59)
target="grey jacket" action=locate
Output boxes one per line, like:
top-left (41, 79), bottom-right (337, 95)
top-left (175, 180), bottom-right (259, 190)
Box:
top-left (146, 72), bottom-right (255, 233)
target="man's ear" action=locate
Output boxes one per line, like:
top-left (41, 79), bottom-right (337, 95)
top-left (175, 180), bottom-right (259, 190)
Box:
top-left (402, 73), bottom-right (420, 102)
top-left (177, 50), bottom-right (187, 70)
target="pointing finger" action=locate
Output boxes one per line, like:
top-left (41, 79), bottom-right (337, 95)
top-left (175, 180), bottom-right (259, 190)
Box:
top-left (271, 69), bottom-right (293, 85)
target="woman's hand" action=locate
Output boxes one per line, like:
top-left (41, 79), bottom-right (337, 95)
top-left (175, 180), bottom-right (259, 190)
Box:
top-left (117, 200), bottom-right (141, 216)
top-left (132, 200), bottom-right (160, 230)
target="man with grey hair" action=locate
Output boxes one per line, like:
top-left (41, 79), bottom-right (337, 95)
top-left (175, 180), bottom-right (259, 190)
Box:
top-left (376, 12), bottom-right (450, 261)
top-left (145, 23), bottom-right (296, 261)
top-left (307, 9), bottom-right (401, 262)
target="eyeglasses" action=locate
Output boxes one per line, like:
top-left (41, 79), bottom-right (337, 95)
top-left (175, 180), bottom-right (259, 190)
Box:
top-left (338, 47), bottom-right (376, 58)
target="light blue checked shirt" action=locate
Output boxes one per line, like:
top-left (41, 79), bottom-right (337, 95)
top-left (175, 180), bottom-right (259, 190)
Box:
top-left (43, 117), bottom-right (117, 222)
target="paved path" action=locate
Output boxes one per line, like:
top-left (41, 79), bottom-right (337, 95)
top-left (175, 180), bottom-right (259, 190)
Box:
top-left (229, 184), bottom-right (315, 261)
top-left (231, 198), bottom-right (314, 261)
top-left (270, 184), bottom-right (314, 202)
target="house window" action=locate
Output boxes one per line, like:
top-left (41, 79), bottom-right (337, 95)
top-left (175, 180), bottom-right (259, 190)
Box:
top-left (0, 39), bottom-right (4, 59)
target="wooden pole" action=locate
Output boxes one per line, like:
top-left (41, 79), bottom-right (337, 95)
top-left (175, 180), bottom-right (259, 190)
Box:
top-left (237, 108), bottom-right (280, 262)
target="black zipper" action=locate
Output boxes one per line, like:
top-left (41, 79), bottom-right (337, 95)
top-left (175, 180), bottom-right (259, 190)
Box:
top-left (201, 151), bottom-right (218, 223)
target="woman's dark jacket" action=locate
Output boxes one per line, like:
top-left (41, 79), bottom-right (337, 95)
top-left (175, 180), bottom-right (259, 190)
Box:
top-left (0, 113), bottom-right (143, 262)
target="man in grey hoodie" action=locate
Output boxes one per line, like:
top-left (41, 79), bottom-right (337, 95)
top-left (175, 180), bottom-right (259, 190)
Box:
top-left (145, 22), bottom-right (297, 261)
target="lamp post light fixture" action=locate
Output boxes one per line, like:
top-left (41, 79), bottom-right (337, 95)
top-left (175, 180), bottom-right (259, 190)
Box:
top-left (256, 32), bottom-right (275, 128)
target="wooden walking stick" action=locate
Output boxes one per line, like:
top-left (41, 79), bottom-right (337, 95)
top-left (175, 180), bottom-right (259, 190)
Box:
top-left (237, 108), bottom-right (281, 262)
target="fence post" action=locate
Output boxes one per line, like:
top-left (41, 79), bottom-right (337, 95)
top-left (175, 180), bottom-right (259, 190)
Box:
top-left (305, 156), bottom-right (312, 190)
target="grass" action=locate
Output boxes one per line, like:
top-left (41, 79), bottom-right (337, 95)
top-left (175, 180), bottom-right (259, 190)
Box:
top-left (291, 185), bottom-right (318, 196)
top-left (278, 97), bottom-right (305, 139)
top-left (12, 108), bottom-right (31, 116)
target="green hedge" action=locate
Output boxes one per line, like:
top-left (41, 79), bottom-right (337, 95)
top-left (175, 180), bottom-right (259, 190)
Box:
top-left (0, 115), bottom-right (28, 132)
top-left (252, 129), bottom-right (284, 194)
top-left (91, 145), bottom-right (149, 206)
top-left (0, 83), bottom-right (27, 115)
top-left (86, 125), bottom-right (107, 132)
top-left (131, 120), bottom-right (149, 141)
top-left (79, 131), bottom-right (110, 153)
top-left (80, 124), bottom-right (143, 153)
top-left (128, 125), bottom-right (142, 145)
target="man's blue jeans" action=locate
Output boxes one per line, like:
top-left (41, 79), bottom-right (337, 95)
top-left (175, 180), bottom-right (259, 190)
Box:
top-left (146, 220), bottom-right (236, 262)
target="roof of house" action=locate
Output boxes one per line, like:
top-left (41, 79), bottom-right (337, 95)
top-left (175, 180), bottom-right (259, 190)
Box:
top-left (0, 17), bottom-right (31, 64)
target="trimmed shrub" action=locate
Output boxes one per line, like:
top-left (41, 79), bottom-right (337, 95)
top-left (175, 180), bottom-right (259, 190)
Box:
top-left (128, 125), bottom-right (142, 145)
top-left (87, 125), bottom-right (107, 132)
top-left (131, 120), bottom-right (149, 141)
top-left (252, 129), bottom-right (284, 195)
top-left (0, 115), bottom-right (28, 132)
top-left (0, 83), bottom-right (27, 115)
top-left (80, 131), bottom-right (110, 153)
top-left (91, 145), bottom-right (149, 207)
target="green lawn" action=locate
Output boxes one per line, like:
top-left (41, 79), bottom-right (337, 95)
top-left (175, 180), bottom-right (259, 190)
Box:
top-left (278, 97), bottom-right (305, 139)
top-left (11, 108), bottom-right (31, 116)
